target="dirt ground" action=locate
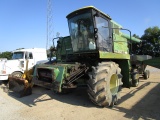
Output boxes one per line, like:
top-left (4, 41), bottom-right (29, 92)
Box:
top-left (0, 66), bottom-right (160, 120)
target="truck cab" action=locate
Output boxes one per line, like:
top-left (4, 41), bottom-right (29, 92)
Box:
top-left (0, 48), bottom-right (48, 81)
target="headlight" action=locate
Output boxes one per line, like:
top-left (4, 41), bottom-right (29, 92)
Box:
top-left (1, 70), bottom-right (6, 74)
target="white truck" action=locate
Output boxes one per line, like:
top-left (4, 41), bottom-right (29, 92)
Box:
top-left (0, 48), bottom-right (48, 81)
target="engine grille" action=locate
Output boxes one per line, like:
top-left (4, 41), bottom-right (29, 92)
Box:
top-left (37, 68), bottom-right (53, 83)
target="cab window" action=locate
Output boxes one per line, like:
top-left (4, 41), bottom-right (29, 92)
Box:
top-left (29, 52), bottom-right (33, 59)
top-left (95, 16), bottom-right (110, 51)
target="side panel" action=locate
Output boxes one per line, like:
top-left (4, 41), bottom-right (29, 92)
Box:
top-left (53, 66), bottom-right (66, 92)
top-left (113, 33), bottom-right (129, 54)
top-left (143, 57), bottom-right (160, 69)
top-left (99, 51), bottom-right (130, 59)
top-left (116, 59), bottom-right (131, 88)
top-left (32, 64), bottom-right (69, 92)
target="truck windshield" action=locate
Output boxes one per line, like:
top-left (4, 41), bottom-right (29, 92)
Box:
top-left (12, 52), bottom-right (24, 59)
top-left (68, 12), bottom-right (96, 52)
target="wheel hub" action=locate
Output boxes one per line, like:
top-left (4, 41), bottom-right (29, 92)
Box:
top-left (110, 74), bottom-right (119, 95)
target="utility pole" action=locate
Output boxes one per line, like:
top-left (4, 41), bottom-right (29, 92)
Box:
top-left (46, 0), bottom-right (54, 49)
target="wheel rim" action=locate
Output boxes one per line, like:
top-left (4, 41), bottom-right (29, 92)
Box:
top-left (12, 72), bottom-right (22, 78)
top-left (110, 74), bottom-right (119, 95)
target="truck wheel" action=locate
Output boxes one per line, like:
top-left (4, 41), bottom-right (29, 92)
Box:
top-left (2, 80), bottom-right (9, 84)
top-left (11, 72), bottom-right (23, 78)
top-left (131, 69), bottom-right (139, 87)
top-left (143, 70), bottom-right (150, 79)
top-left (87, 62), bottom-right (123, 107)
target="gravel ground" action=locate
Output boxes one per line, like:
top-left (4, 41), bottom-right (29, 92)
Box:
top-left (0, 66), bottom-right (160, 120)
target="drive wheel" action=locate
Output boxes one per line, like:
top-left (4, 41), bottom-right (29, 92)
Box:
top-left (87, 62), bottom-right (123, 107)
top-left (131, 69), bottom-right (139, 87)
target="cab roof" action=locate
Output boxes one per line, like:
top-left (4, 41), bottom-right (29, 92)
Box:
top-left (66, 6), bottom-right (111, 19)
top-left (13, 48), bottom-right (46, 53)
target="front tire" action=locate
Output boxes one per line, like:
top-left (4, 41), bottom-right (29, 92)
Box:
top-left (11, 72), bottom-right (23, 78)
top-left (87, 62), bottom-right (123, 107)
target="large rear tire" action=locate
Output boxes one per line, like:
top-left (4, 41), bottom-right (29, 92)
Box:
top-left (87, 62), bottom-right (123, 107)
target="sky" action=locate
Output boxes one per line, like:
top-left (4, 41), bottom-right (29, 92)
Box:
top-left (0, 0), bottom-right (159, 52)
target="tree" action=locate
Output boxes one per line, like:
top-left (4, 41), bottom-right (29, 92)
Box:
top-left (141, 26), bottom-right (160, 44)
top-left (131, 26), bottom-right (160, 57)
top-left (131, 34), bottom-right (141, 54)
top-left (46, 46), bottom-right (56, 59)
top-left (141, 26), bottom-right (160, 57)
top-left (0, 51), bottom-right (12, 59)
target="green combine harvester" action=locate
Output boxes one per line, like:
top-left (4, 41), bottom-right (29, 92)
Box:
top-left (9, 6), bottom-right (151, 107)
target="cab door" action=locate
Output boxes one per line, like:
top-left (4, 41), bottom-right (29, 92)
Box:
top-left (26, 52), bottom-right (34, 69)
top-left (95, 16), bottom-right (112, 52)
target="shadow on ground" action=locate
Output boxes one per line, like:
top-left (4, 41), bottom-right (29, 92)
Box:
top-left (114, 81), bottom-right (160, 120)
top-left (1, 71), bottom-right (160, 120)
top-left (1, 83), bottom-right (97, 108)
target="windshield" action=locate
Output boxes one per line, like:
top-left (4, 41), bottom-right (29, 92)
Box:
top-left (68, 12), bottom-right (96, 52)
top-left (12, 52), bottom-right (24, 59)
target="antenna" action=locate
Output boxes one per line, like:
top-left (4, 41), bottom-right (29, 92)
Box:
top-left (46, 0), bottom-right (54, 49)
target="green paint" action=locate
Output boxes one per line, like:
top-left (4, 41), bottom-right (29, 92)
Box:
top-left (143, 57), bottom-right (160, 69)
top-left (121, 33), bottom-right (141, 43)
top-left (49, 64), bottom-right (75, 92)
top-left (113, 33), bottom-right (129, 54)
top-left (116, 59), bottom-right (131, 88)
top-left (99, 51), bottom-right (130, 59)
top-left (53, 68), bottom-right (60, 79)
top-left (54, 66), bottom-right (65, 92)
